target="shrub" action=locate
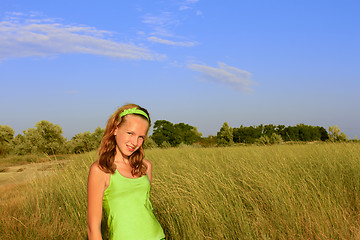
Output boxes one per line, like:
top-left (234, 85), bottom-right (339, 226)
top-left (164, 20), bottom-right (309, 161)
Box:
top-left (258, 133), bottom-right (283, 145)
top-left (160, 141), bottom-right (171, 148)
top-left (143, 137), bottom-right (158, 149)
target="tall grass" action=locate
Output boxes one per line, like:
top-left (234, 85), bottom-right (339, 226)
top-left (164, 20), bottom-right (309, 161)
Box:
top-left (1, 143), bottom-right (360, 239)
top-left (150, 143), bottom-right (360, 239)
top-left (0, 153), bottom-right (94, 239)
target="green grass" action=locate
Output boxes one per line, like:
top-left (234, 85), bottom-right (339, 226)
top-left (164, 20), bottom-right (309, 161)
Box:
top-left (1, 143), bottom-right (360, 239)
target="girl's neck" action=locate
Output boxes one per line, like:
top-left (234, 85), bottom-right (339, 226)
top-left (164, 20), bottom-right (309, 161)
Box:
top-left (115, 145), bottom-right (130, 164)
top-left (114, 152), bottom-right (130, 164)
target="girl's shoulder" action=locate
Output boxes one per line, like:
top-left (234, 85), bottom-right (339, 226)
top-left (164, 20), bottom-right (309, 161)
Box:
top-left (143, 158), bottom-right (152, 168)
top-left (90, 160), bottom-right (101, 171)
top-left (89, 161), bottom-right (109, 178)
top-left (88, 160), bottom-right (111, 189)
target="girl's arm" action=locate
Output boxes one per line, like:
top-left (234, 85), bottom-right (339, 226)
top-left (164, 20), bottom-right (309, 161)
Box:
top-left (144, 159), bottom-right (153, 183)
top-left (87, 162), bottom-right (107, 240)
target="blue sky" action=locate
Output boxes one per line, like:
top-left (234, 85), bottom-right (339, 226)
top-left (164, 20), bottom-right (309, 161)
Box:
top-left (1, 0), bottom-right (359, 139)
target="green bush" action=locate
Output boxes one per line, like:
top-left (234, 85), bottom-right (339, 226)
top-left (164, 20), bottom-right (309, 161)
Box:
top-left (258, 133), bottom-right (283, 145)
top-left (160, 141), bottom-right (171, 148)
top-left (143, 137), bottom-right (158, 149)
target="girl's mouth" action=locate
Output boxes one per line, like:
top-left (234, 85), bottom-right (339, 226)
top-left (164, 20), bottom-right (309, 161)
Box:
top-left (127, 145), bottom-right (135, 152)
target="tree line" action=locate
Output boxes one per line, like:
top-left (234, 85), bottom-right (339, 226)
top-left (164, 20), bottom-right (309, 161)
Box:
top-left (215, 123), bottom-right (350, 146)
top-left (0, 120), bottom-right (352, 156)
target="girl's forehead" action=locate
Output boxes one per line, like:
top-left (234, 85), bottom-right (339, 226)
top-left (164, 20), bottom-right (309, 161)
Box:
top-left (121, 115), bottom-right (149, 129)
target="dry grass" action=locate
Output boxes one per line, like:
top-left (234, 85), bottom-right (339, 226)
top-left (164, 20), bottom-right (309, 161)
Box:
top-left (1, 143), bottom-right (360, 239)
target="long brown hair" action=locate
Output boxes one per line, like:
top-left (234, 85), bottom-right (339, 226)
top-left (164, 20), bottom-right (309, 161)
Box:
top-left (98, 104), bottom-right (151, 176)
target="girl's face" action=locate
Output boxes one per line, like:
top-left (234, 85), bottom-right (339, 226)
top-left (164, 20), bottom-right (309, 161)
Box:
top-left (114, 114), bottom-right (149, 158)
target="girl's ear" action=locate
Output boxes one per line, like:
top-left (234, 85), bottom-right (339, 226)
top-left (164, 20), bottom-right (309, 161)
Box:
top-left (113, 126), bottom-right (118, 136)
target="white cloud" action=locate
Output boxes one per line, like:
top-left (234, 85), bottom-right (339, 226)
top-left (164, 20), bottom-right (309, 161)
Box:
top-left (142, 12), bottom-right (179, 37)
top-left (179, 0), bottom-right (200, 11)
top-left (148, 36), bottom-right (198, 47)
top-left (188, 62), bottom-right (256, 92)
top-left (9, 12), bottom-right (24, 16)
top-left (179, 6), bottom-right (191, 11)
top-left (142, 11), bottom-right (199, 47)
top-left (0, 14), bottom-right (165, 62)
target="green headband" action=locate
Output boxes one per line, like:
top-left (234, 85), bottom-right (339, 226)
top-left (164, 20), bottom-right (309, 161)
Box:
top-left (120, 107), bottom-right (149, 121)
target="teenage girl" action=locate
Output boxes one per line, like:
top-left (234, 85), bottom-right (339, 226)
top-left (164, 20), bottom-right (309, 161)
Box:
top-left (87, 104), bottom-right (165, 240)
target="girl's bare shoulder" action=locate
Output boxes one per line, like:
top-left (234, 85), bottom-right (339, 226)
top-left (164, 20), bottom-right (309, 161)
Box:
top-left (143, 159), bottom-right (152, 169)
top-left (88, 161), bottom-right (111, 189)
top-left (89, 161), bottom-right (108, 178)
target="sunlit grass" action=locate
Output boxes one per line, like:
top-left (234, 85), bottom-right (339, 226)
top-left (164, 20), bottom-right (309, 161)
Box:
top-left (0, 153), bottom-right (70, 167)
top-left (0, 153), bottom-right (94, 239)
top-left (1, 143), bottom-right (360, 239)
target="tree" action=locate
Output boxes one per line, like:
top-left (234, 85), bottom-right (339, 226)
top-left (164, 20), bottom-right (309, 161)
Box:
top-left (92, 126), bottom-right (105, 147)
top-left (197, 135), bottom-right (217, 147)
top-left (0, 125), bottom-right (15, 156)
top-left (12, 128), bottom-right (40, 155)
top-left (328, 126), bottom-right (348, 142)
top-left (263, 124), bottom-right (276, 137)
top-left (68, 131), bottom-right (94, 153)
top-left (233, 125), bottom-right (262, 144)
top-left (174, 123), bottom-right (202, 145)
top-left (217, 122), bottom-right (234, 146)
top-left (275, 125), bottom-right (286, 136)
top-left (233, 124), bottom-right (329, 144)
top-left (35, 120), bottom-right (66, 154)
top-left (297, 124), bottom-right (312, 141)
top-left (66, 127), bottom-right (105, 153)
top-left (282, 126), bottom-right (297, 141)
top-left (152, 120), bottom-right (202, 147)
top-left (152, 120), bottom-right (181, 147)
top-left (11, 120), bottom-right (66, 155)
top-left (143, 136), bottom-right (158, 149)
top-left (317, 126), bottom-right (329, 141)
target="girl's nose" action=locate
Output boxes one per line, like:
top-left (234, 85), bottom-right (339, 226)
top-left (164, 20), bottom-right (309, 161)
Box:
top-left (130, 136), bottom-right (138, 146)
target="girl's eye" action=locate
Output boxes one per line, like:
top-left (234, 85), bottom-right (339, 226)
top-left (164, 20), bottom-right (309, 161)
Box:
top-left (127, 132), bottom-right (133, 135)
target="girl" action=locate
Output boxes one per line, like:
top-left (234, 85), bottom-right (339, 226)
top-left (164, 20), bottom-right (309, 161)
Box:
top-left (87, 104), bottom-right (165, 240)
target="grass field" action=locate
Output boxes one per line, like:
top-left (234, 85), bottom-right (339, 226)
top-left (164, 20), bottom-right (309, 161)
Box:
top-left (1, 143), bottom-right (360, 239)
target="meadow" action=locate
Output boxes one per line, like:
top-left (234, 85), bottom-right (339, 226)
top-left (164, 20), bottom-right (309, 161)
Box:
top-left (1, 142), bottom-right (359, 239)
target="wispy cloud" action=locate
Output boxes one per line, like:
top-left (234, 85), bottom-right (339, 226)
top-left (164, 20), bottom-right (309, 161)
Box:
top-left (179, 6), bottom-right (191, 11)
top-left (188, 62), bottom-right (256, 92)
top-left (148, 36), bottom-right (198, 47)
top-left (142, 12), bottom-right (198, 47)
top-left (179, 0), bottom-right (200, 11)
top-left (0, 13), bottom-right (165, 62)
top-left (142, 12), bottom-right (179, 37)
top-left (196, 10), bottom-right (203, 16)
top-left (142, 1), bottom-right (201, 47)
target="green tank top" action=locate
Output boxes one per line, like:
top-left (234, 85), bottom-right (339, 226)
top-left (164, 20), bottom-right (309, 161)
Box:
top-left (103, 170), bottom-right (165, 240)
